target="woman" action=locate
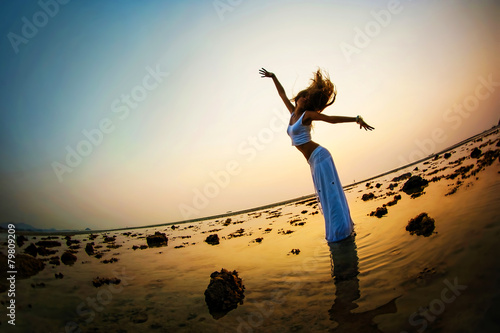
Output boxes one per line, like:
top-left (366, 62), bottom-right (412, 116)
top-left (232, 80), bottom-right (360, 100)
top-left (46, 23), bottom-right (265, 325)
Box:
top-left (259, 68), bottom-right (374, 242)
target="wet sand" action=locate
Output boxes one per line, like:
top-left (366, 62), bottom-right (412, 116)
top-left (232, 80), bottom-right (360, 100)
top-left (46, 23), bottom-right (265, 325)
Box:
top-left (1, 128), bottom-right (499, 333)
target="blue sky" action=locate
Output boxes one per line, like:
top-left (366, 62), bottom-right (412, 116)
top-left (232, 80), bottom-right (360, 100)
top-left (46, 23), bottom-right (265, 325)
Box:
top-left (1, 0), bottom-right (499, 230)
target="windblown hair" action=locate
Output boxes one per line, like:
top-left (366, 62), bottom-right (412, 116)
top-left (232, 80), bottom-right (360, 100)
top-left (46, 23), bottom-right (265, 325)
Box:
top-left (293, 69), bottom-right (336, 112)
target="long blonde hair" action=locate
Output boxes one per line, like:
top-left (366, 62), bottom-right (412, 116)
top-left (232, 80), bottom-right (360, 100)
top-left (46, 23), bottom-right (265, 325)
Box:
top-left (292, 69), bottom-right (336, 112)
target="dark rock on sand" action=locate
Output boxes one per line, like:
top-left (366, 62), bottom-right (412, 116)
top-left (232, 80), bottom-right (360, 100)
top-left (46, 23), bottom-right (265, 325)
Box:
top-left (401, 176), bottom-right (428, 195)
top-left (370, 207), bottom-right (388, 218)
top-left (444, 152), bottom-right (452, 159)
top-left (392, 172), bottom-right (412, 182)
top-left (101, 257), bottom-right (119, 264)
top-left (49, 256), bottom-right (60, 265)
top-left (386, 194), bottom-right (402, 206)
top-left (405, 213), bottom-right (435, 237)
top-left (85, 242), bottom-right (95, 255)
top-left (0, 253), bottom-right (45, 279)
top-left (387, 183), bottom-right (398, 190)
top-left (92, 276), bottom-right (121, 288)
top-left (290, 249), bottom-right (301, 255)
top-left (37, 246), bottom-right (57, 256)
top-left (24, 243), bottom-right (38, 257)
top-left (103, 235), bottom-right (116, 243)
top-left (66, 239), bottom-right (80, 246)
top-left (55, 272), bottom-right (64, 279)
top-left (16, 235), bottom-right (28, 247)
top-left (361, 193), bottom-right (376, 201)
top-left (470, 147), bottom-right (482, 158)
top-left (146, 231), bottom-right (168, 247)
top-left (205, 234), bottom-right (220, 245)
top-left (61, 250), bottom-right (77, 265)
top-left (204, 268), bottom-right (245, 319)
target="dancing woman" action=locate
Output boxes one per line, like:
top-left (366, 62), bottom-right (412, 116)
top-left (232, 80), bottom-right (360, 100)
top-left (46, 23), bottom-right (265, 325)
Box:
top-left (259, 68), bottom-right (374, 243)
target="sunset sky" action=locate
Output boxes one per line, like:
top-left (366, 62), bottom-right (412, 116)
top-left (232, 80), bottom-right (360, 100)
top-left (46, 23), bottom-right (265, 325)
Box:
top-left (1, 0), bottom-right (499, 230)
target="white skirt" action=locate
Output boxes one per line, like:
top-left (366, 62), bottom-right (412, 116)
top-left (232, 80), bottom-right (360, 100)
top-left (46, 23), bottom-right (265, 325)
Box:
top-left (308, 146), bottom-right (354, 242)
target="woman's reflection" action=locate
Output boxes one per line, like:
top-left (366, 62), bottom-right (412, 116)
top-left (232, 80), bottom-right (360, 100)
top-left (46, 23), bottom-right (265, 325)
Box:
top-left (328, 235), bottom-right (398, 332)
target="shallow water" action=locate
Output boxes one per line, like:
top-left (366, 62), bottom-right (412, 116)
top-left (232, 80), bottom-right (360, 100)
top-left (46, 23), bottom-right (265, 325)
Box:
top-left (1, 129), bottom-right (499, 332)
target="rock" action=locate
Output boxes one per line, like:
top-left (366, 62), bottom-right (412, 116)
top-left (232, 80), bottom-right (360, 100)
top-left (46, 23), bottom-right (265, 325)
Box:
top-left (66, 239), bottom-right (80, 246)
top-left (444, 152), bottom-right (452, 159)
top-left (375, 183), bottom-right (382, 188)
top-left (401, 176), bottom-right (428, 195)
top-left (290, 249), bottom-right (300, 255)
top-left (92, 276), bottom-right (121, 288)
top-left (254, 238), bottom-right (263, 243)
top-left (204, 268), bottom-right (245, 319)
top-left (103, 236), bottom-right (116, 243)
top-left (101, 258), bottom-right (119, 264)
top-left (55, 272), bottom-right (64, 279)
top-left (405, 213), bottom-right (435, 237)
top-left (386, 194), bottom-right (402, 206)
top-left (361, 193), bottom-right (376, 201)
top-left (470, 147), bottom-right (482, 158)
top-left (16, 235), bottom-right (28, 247)
top-left (49, 256), bottom-right (60, 265)
top-left (24, 243), bottom-right (38, 257)
top-left (392, 172), bottom-right (412, 182)
top-left (146, 231), bottom-right (168, 247)
top-left (35, 240), bottom-right (61, 248)
top-left (37, 246), bottom-right (57, 256)
top-left (61, 251), bottom-right (77, 265)
top-left (0, 253), bottom-right (45, 279)
top-left (370, 207), bottom-right (388, 218)
top-left (387, 183), bottom-right (398, 190)
top-left (205, 234), bottom-right (220, 245)
top-left (223, 218), bottom-right (232, 226)
top-left (85, 242), bottom-right (95, 255)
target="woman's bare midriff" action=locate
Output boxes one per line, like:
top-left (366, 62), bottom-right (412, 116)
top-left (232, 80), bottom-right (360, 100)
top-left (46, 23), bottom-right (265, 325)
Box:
top-left (295, 141), bottom-right (319, 161)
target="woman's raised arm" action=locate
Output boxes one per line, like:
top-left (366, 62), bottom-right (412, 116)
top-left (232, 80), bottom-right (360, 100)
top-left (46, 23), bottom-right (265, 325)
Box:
top-left (259, 68), bottom-right (295, 113)
top-left (305, 112), bottom-right (375, 131)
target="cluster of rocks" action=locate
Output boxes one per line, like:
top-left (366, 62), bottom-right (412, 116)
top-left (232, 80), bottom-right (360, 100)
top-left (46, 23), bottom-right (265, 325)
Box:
top-left (401, 175), bottom-right (428, 198)
top-left (92, 276), bottom-right (121, 288)
top-left (146, 231), bottom-right (168, 247)
top-left (405, 213), bottom-right (436, 237)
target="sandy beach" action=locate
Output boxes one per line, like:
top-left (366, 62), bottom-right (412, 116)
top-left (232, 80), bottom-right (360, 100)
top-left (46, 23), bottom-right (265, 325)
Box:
top-left (1, 127), bottom-right (499, 333)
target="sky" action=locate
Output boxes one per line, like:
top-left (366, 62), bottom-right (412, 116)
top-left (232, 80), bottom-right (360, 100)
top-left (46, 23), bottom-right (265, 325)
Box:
top-left (0, 0), bottom-right (499, 230)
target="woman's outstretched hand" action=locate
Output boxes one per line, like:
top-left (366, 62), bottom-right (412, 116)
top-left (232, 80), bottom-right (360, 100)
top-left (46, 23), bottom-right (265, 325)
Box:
top-left (358, 118), bottom-right (375, 131)
top-left (259, 68), bottom-right (274, 78)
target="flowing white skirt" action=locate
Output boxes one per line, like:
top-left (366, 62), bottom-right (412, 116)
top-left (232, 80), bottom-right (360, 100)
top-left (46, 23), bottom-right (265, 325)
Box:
top-left (308, 146), bottom-right (354, 242)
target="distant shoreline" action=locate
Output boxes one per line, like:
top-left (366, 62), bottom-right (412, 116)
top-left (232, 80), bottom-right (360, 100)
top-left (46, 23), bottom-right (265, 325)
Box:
top-left (6, 125), bottom-right (499, 236)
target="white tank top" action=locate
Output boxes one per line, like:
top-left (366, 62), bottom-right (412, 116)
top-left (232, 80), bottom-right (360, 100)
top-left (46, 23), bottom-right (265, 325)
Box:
top-left (287, 112), bottom-right (311, 146)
